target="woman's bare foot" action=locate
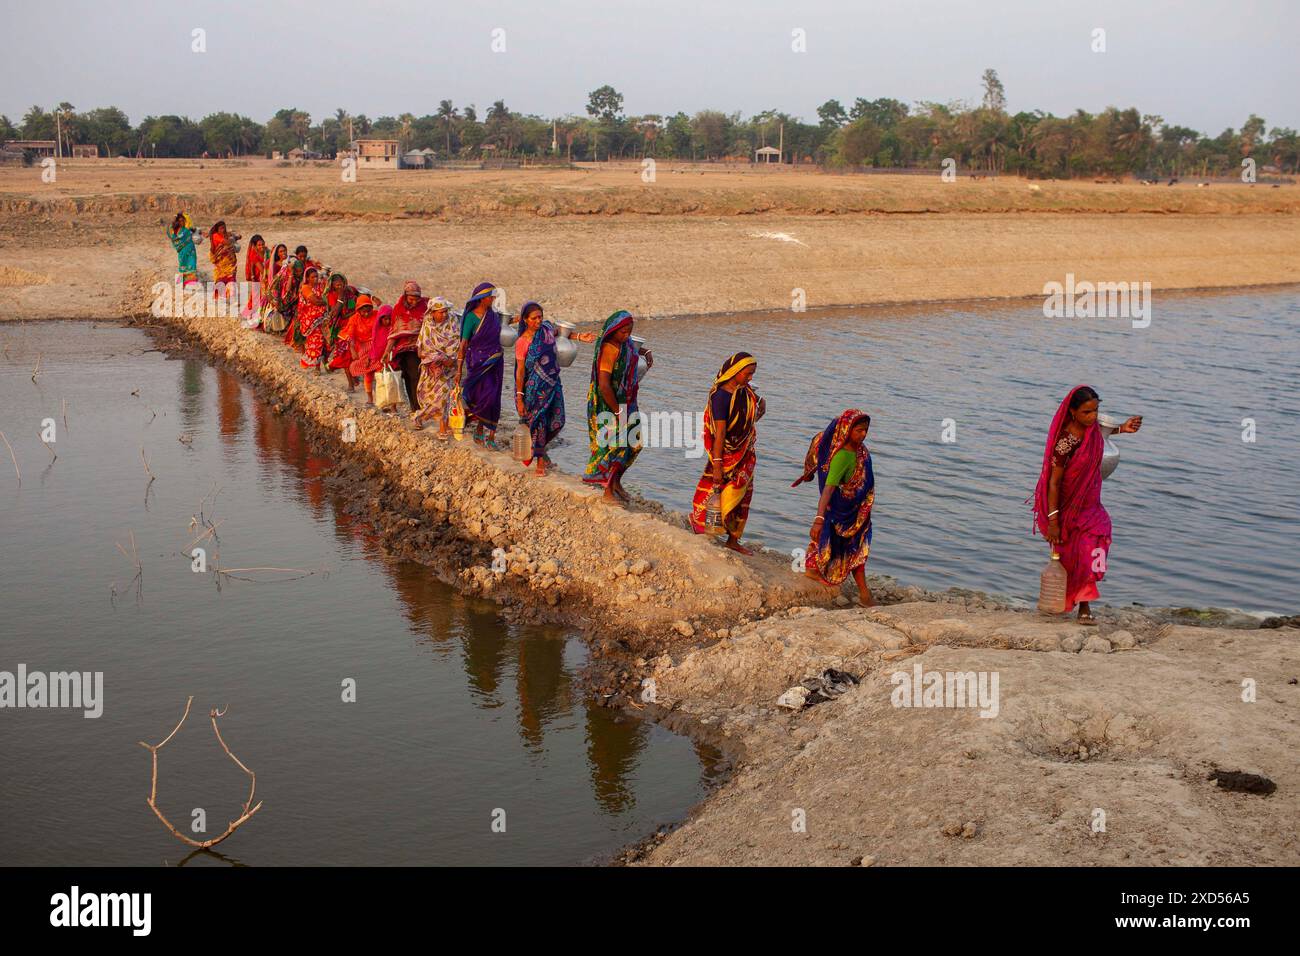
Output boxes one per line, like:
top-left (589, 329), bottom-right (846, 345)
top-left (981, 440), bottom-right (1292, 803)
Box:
top-left (1077, 603), bottom-right (1097, 626)
top-left (534, 460), bottom-right (547, 477)
top-left (724, 537), bottom-right (752, 555)
top-left (411, 420), bottom-right (423, 431)
top-left (857, 593), bottom-right (877, 608)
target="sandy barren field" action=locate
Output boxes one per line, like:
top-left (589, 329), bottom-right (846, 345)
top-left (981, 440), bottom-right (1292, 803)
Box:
top-left (1, 160), bottom-right (1297, 323)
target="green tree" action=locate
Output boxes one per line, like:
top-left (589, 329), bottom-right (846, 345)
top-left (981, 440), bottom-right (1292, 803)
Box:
top-left (586, 85), bottom-right (624, 123)
top-left (816, 99), bottom-right (847, 129)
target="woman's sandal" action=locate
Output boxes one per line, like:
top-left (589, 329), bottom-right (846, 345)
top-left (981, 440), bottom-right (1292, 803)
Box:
top-left (1078, 612), bottom-right (1098, 626)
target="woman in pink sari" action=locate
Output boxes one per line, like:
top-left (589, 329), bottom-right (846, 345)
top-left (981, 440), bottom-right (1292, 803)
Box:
top-left (1032, 385), bottom-right (1142, 624)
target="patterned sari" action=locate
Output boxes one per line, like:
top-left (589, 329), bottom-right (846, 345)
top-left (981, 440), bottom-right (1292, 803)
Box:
top-left (279, 257), bottom-right (310, 349)
top-left (296, 271), bottom-right (329, 368)
top-left (520, 308), bottom-right (566, 459)
top-left (459, 282), bottom-right (504, 429)
top-left (243, 243), bottom-right (266, 314)
top-left (324, 275), bottom-right (358, 370)
top-left (795, 409), bottom-right (875, 586)
top-left (1032, 385), bottom-right (1111, 608)
top-left (583, 310), bottom-right (641, 486)
top-left (690, 352), bottom-right (758, 538)
top-left (413, 301), bottom-right (461, 425)
top-left (167, 221), bottom-right (199, 284)
top-left (208, 229), bottom-right (239, 285)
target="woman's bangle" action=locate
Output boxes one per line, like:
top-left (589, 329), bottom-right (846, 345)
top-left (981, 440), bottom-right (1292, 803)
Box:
top-left (812, 516), bottom-right (824, 524)
top-left (1047, 510), bottom-right (1059, 518)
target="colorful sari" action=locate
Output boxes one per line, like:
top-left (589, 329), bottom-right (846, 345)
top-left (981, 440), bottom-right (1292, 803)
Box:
top-left (690, 352), bottom-right (758, 538)
top-left (795, 409), bottom-right (875, 586)
top-left (339, 299), bottom-right (378, 379)
top-left (583, 310), bottom-right (642, 486)
top-left (413, 299), bottom-right (461, 425)
top-left (459, 282), bottom-right (504, 429)
top-left (389, 283), bottom-right (427, 358)
top-left (167, 219), bottom-right (199, 284)
top-left (244, 243), bottom-right (266, 313)
top-left (208, 228), bottom-right (238, 285)
top-left (324, 275), bottom-right (358, 370)
top-left (519, 303), bottom-right (566, 460)
top-left (296, 271), bottom-right (329, 368)
top-left (1032, 385), bottom-right (1111, 608)
top-left (279, 256), bottom-right (311, 349)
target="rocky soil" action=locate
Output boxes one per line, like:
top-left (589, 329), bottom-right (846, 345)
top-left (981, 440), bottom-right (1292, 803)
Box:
top-left (637, 601), bottom-right (1299, 866)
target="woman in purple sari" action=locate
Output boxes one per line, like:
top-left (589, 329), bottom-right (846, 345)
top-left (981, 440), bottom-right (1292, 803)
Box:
top-left (456, 281), bottom-right (504, 448)
top-left (1032, 385), bottom-right (1143, 624)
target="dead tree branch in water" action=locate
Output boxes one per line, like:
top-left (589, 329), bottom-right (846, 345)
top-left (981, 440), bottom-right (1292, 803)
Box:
top-left (31, 353), bottom-right (41, 383)
top-left (0, 431), bottom-right (19, 486)
top-left (138, 697), bottom-right (264, 850)
top-left (39, 429), bottom-right (56, 462)
top-left (111, 531), bottom-right (144, 606)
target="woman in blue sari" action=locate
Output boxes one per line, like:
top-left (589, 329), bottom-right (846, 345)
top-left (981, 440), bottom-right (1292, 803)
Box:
top-left (456, 281), bottom-right (504, 448)
top-left (166, 212), bottom-right (203, 285)
top-left (792, 409), bottom-right (876, 606)
top-left (514, 302), bottom-right (564, 476)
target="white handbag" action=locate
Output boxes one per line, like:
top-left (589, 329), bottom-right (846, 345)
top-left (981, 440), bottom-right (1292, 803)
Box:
top-left (374, 366), bottom-right (407, 409)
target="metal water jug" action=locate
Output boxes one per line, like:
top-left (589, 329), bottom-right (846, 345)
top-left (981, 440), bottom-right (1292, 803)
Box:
top-left (554, 321), bottom-right (578, 368)
top-left (630, 334), bottom-right (648, 383)
top-left (1097, 414), bottom-right (1122, 480)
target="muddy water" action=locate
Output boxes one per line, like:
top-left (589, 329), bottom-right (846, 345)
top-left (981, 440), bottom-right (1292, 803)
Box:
top-left (0, 322), bottom-right (722, 866)
top-left (529, 289), bottom-right (1300, 614)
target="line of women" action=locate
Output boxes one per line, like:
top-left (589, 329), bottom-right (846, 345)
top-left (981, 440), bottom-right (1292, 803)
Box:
top-left (167, 217), bottom-right (1145, 622)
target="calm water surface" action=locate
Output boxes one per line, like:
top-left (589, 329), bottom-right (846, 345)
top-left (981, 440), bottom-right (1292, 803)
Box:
top-left (539, 288), bottom-right (1299, 613)
top-left (0, 323), bottom-right (722, 866)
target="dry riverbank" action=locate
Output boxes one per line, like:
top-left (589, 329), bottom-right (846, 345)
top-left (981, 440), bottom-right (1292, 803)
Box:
top-left (635, 601), bottom-right (1299, 866)
top-left (2, 163), bottom-right (1298, 323)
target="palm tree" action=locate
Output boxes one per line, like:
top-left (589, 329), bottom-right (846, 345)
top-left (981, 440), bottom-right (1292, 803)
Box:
top-left (437, 100), bottom-right (457, 156)
top-left (398, 112), bottom-right (415, 149)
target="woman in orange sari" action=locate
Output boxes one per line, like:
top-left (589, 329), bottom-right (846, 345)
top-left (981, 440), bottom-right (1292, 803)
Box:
top-left (207, 221), bottom-right (240, 306)
top-left (690, 352), bottom-right (765, 553)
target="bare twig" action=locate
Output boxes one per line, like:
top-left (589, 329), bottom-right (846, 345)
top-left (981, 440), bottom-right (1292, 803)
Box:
top-left (39, 429), bottom-right (56, 462)
top-left (141, 447), bottom-right (154, 479)
top-left (62, 397), bottom-right (67, 428)
top-left (31, 353), bottom-right (41, 383)
top-left (138, 697), bottom-right (263, 849)
top-left (0, 431), bottom-right (18, 486)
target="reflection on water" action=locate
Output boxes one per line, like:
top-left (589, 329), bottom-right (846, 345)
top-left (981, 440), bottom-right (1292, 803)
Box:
top-left (535, 290), bottom-right (1300, 613)
top-left (0, 322), bottom-right (721, 866)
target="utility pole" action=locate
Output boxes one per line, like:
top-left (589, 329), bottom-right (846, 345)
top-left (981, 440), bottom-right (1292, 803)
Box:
top-left (55, 109), bottom-right (62, 160)
top-left (779, 122), bottom-right (784, 164)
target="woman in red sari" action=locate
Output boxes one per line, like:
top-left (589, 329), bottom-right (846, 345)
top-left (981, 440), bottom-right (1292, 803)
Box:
top-left (386, 280), bottom-right (428, 412)
top-left (690, 352), bottom-right (765, 553)
top-left (1032, 385), bottom-right (1143, 624)
top-left (207, 221), bottom-right (240, 306)
top-left (243, 234), bottom-right (266, 316)
top-left (296, 266), bottom-right (330, 371)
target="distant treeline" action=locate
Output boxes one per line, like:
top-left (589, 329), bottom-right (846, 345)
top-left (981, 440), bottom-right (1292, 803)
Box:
top-left (6, 72), bottom-right (1297, 178)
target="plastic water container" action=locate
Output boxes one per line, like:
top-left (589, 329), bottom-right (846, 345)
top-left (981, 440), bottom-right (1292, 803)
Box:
top-left (512, 425), bottom-right (532, 463)
top-left (704, 492), bottom-right (724, 534)
top-left (1038, 552), bottom-right (1069, 615)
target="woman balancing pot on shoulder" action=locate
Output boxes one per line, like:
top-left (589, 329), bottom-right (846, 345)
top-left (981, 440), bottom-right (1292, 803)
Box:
top-left (792, 410), bottom-right (876, 607)
top-left (1032, 385), bottom-right (1143, 625)
top-left (690, 352), bottom-right (765, 553)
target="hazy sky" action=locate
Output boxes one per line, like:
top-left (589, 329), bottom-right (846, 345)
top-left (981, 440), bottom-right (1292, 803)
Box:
top-left (2, 0), bottom-right (1295, 134)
